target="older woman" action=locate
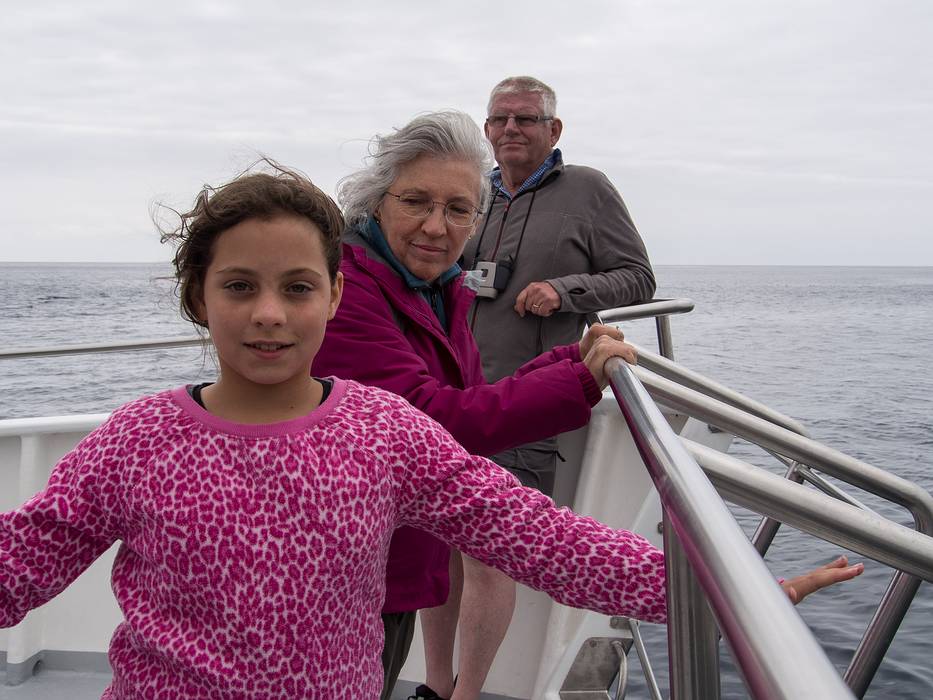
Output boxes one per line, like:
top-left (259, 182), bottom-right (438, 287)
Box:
top-left (311, 112), bottom-right (859, 700)
top-left (311, 111), bottom-right (637, 700)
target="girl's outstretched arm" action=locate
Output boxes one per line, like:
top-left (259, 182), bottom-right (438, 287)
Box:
top-left (400, 447), bottom-right (668, 624)
top-left (1, 426), bottom-right (121, 628)
top-left (397, 417), bottom-right (862, 624)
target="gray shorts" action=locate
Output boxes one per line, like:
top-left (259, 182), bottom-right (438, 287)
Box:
top-left (490, 443), bottom-right (559, 496)
top-left (380, 610), bottom-right (416, 700)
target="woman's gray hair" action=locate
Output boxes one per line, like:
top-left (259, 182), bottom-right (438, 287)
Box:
top-left (339, 110), bottom-right (493, 227)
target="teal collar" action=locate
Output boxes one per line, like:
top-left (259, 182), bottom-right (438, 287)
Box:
top-left (360, 216), bottom-right (461, 289)
top-left (358, 216), bottom-right (460, 331)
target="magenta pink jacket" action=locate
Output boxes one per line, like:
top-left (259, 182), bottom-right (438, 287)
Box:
top-left (312, 239), bottom-right (603, 612)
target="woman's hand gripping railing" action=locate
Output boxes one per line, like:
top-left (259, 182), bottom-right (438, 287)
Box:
top-left (605, 356), bottom-right (856, 700)
top-left (634, 364), bottom-right (933, 697)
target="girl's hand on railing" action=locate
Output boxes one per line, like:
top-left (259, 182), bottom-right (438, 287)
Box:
top-left (782, 556), bottom-right (864, 605)
top-left (582, 331), bottom-right (638, 389)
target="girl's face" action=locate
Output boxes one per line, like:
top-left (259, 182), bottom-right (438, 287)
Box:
top-left (195, 215), bottom-right (342, 394)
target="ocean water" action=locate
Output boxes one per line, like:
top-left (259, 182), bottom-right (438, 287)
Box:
top-left (1, 263), bottom-right (931, 698)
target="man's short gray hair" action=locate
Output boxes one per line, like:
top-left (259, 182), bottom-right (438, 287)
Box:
top-left (487, 76), bottom-right (557, 118)
top-left (339, 111), bottom-right (493, 227)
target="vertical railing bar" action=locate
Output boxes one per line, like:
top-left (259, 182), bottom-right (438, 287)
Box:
top-left (758, 447), bottom-right (879, 516)
top-left (664, 515), bottom-right (721, 699)
top-left (792, 464), bottom-right (881, 516)
top-left (655, 315), bottom-right (675, 360)
top-left (627, 619), bottom-right (664, 700)
top-left (751, 456), bottom-right (806, 557)
top-left (845, 572), bottom-right (922, 698)
top-left (751, 450), bottom-right (879, 556)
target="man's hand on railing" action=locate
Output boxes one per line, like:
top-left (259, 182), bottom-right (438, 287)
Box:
top-left (581, 324), bottom-right (637, 388)
top-left (781, 555), bottom-right (864, 605)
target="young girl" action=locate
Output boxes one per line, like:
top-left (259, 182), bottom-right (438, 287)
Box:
top-left (0, 162), bottom-right (861, 699)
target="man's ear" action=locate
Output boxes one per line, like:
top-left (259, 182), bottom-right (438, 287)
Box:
top-left (549, 117), bottom-right (563, 147)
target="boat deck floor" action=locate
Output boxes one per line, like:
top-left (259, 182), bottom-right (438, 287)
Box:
top-left (0, 670), bottom-right (110, 700)
top-left (0, 672), bottom-right (512, 699)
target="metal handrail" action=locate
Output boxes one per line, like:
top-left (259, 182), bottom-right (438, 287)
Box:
top-left (606, 357), bottom-right (855, 699)
top-left (750, 456), bottom-right (880, 571)
top-left (2, 297), bottom-right (693, 362)
top-left (590, 297), bottom-right (695, 360)
top-left (591, 297), bottom-right (695, 324)
top-left (593, 298), bottom-right (840, 509)
top-left (0, 299), bottom-right (693, 363)
top-left (632, 344), bottom-right (809, 437)
top-left (0, 336), bottom-right (205, 360)
top-left (685, 440), bottom-right (933, 581)
top-left (629, 341), bottom-right (892, 590)
top-left (635, 364), bottom-right (933, 696)
top-left (0, 414), bottom-right (110, 438)
top-left (626, 342), bottom-right (904, 649)
top-left (633, 365), bottom-right (933, 528)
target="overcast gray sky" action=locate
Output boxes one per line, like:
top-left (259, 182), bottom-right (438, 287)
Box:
top-left (1, 1), bottom-right (930, 265)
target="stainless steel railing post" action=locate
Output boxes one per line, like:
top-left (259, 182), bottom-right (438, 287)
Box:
top-left (845, 573), bottom-right (922, 697)
top-left (664, 514), bottom-right (721, 699)
top-left (656, 315), bottom-right (675, 360)
top-left (751, 463), bottom-right (805, 556)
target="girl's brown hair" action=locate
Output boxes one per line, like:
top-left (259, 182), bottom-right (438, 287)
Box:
top-left (160, 158), bottom-right (344, 329)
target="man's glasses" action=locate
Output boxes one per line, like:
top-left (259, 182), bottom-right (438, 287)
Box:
top-left (384, 192), bottom-right (481, 228)
top-left (485, 114), bottom-right (553, 129)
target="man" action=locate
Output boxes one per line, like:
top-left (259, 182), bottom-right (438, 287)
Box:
top-left (412, 77), bottom-right (656, 700)
top-left (464, 75), bottom-right (655, 493)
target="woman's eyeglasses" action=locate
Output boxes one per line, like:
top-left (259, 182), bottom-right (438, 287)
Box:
top-left (384, 192), bottom-right (481, 228)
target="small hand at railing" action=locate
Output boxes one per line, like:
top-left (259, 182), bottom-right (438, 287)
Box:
top-left (581, 324), bottom-right (637, 388)
top-left (782, 555), bottom-right (864, 605)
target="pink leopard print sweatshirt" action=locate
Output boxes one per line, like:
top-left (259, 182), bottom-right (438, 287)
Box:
top-left (0, 379), bottom-right (666, 698)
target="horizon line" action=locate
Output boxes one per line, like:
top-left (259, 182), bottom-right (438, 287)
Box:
top-left (1, 261), bottom-right (930, 269)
